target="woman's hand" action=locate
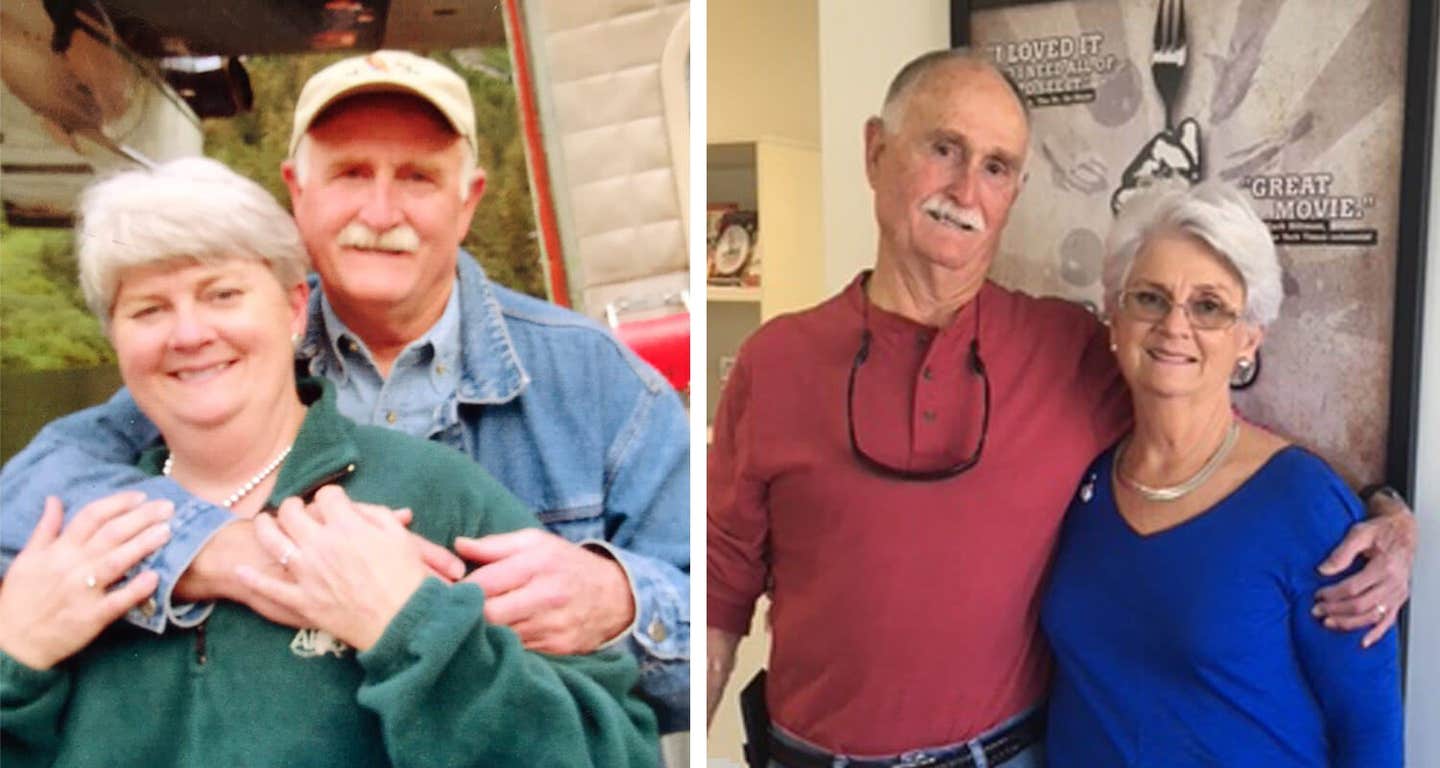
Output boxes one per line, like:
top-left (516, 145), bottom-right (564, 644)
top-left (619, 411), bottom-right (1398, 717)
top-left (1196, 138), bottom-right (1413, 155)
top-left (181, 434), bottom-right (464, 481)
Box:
top-left (0, 492), bottom-right (172, 669)
top-left (236, 486), bottom-right (430, 652)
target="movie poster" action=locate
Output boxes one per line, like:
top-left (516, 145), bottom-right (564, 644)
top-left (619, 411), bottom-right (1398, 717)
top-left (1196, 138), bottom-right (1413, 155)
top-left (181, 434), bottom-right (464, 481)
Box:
top-left (968, 0), bottom-right (1410, 483)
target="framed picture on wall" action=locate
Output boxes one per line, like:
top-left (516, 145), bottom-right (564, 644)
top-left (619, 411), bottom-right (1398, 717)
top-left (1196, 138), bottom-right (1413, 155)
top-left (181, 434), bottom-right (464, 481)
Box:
top-left (951, 0), bottom-right (1435, 496)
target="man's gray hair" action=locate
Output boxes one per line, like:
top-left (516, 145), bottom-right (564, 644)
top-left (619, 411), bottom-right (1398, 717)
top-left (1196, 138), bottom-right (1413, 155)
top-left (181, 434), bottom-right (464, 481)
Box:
top-left (879, 48), bottom-right (1031, 132)
top-left (1102, 180), bottom-right (1283, 326)
top-left (77, 156), bottom-right (310, 326)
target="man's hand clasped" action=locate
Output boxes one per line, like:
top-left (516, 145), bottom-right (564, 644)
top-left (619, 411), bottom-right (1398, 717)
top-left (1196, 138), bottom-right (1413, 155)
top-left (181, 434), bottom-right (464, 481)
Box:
top-left (1314, 493), bottom-right (1417, 648)
top-left (457, 529), bottom-right (636, 655)
top-left (175, 493), bottom-right (465, 633)
top-left (204, 486), bottom-right (634, 656)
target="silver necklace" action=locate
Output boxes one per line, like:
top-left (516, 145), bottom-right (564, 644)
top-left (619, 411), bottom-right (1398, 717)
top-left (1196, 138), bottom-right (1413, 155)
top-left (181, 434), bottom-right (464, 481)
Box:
top-left (1115, 421), bottom-right (1240, 502)
top-left (163, 444), bottom-right (294, 509)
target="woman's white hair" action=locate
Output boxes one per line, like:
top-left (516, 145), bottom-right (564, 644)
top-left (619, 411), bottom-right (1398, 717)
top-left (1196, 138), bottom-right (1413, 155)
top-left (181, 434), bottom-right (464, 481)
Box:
top-left (1102, 179), bottom-right (1283, 326)
top-left (76, 156), bottom-right (309, 325)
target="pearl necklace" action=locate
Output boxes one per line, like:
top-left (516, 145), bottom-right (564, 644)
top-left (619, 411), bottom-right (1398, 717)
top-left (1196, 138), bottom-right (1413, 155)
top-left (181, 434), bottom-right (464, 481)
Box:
top-left (1115, 421), bottom-right (1240, 502)
top-left (163, 444), bottom-right (294, 509)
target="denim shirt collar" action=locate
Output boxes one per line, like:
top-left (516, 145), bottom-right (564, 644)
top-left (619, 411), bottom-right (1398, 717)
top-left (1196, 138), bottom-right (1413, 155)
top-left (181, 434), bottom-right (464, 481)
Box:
top-left (317, 281), bottom-right (462, 380)
top-left (298, 254), bottom-right (530, 405)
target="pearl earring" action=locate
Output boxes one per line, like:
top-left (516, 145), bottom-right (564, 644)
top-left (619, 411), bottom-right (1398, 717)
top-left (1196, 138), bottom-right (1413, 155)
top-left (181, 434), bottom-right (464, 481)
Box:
top-left (1230, 354), bottom-right (1260, 389)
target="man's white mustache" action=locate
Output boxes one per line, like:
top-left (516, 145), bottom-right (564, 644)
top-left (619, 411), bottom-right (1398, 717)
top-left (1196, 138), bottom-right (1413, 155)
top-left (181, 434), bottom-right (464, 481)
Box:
top-left (921, 197), bottom-right (986, 233)
top-left (335, 222), bottom-right (421, 252)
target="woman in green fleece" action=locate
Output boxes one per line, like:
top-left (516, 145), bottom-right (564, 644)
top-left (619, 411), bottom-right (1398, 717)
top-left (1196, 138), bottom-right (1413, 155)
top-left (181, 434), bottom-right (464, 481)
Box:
top-left (0, 157), bottom-right (658, 767)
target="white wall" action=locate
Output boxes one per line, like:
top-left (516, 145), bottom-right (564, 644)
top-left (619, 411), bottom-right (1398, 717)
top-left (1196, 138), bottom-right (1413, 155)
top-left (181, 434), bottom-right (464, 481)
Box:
top-left (817, 0), bottom-right (949, 294)
top-left (707, 0), bottom-right (818, 145)
top-left (1404, 70), bottom-right (1440, 768)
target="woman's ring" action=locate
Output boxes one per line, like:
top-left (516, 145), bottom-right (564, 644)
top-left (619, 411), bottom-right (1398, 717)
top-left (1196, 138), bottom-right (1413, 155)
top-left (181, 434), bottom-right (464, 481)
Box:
top-left (1376, 603), bottom-right (1388, 619)
top-left (279, 545), bottom-right (297, 567)
top-left (84, 572), bottom-right (97, 589)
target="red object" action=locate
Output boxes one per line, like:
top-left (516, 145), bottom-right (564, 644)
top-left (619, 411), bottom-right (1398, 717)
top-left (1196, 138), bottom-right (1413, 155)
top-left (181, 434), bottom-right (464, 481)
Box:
top-left (708, 275), bottom-right (1131, 753)
top-left (502, 0), bottom-right (570, 307)
top-left (614, 312), bottom-right (690, 392)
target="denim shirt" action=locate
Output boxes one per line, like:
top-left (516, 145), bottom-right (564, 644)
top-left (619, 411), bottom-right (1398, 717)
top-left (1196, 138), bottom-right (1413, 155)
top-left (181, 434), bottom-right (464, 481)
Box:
top-left (320, 281), bottom-right (467, 433)
top-left (0, 255), bottom-right (691, 732)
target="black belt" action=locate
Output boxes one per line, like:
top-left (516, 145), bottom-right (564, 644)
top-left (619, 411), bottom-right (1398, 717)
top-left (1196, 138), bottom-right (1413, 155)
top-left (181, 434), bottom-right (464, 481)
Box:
top-left (767, 710), bottom-right (1043, 768)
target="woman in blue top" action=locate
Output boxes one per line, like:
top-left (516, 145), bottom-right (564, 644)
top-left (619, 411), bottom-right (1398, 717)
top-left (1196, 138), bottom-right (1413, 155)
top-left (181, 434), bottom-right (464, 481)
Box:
top-left (1040, 181), bottom-right (1401, 766)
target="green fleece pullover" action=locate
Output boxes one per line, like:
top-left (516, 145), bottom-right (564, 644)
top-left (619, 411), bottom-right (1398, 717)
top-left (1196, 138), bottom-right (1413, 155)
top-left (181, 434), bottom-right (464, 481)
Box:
top-left (0, 378), bottom-right (659, 767)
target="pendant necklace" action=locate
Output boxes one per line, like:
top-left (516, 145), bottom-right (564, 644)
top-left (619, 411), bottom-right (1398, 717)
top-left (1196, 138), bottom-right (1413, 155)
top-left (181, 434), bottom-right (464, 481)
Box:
top-left (1115, 420), bottom-right (1239, 502)
top-left (164, 443), bottom-right (294, 509)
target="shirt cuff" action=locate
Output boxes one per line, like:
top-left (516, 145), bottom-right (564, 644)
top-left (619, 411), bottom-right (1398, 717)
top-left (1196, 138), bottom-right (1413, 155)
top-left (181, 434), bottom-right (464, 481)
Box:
top-left (707, 593), bottom-right (756, 637)
top-left (579, 539), bottom-right (641, 650)
top-left (585, 541), bottom-right (688, 662)
top-left (160, 509), bottom-right (233, 630)
top-left (121, 481), bottom-right (234, 633)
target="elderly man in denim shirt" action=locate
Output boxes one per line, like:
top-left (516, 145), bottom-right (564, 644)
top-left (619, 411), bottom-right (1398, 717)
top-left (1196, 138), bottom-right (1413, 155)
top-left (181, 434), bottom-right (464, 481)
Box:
top-left (0, 51), bottom-right (690, 731)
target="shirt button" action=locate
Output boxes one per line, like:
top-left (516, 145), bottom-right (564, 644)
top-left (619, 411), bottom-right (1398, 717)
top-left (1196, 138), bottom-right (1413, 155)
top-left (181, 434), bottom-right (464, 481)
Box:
top-left (647, 619), bottom-right (667, 643)
top-left (385, 411), bottom-right (397, 424)
top-left (436, 364), bottom-right (447, 375)
top-left (922, 410), bottom-right (937, 422)
top-left (140, 598), bottom-right (158, 619)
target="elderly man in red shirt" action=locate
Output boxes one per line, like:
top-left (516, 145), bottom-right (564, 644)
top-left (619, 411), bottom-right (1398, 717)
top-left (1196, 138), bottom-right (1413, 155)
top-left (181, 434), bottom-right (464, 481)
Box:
top-left (706, 49), bottom-right (1416, 768)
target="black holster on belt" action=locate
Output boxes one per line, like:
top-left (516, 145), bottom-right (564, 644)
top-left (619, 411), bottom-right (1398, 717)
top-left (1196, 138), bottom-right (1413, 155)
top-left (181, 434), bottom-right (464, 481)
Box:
top-left (739, 670), bottom-right (770, 768)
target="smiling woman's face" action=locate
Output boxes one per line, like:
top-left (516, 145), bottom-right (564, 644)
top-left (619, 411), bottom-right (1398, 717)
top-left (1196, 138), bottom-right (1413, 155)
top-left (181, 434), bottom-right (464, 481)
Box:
top-left (1110, 231), bottom-right (1261, 401)
top-left (108, 259), bottom-right (307, 437)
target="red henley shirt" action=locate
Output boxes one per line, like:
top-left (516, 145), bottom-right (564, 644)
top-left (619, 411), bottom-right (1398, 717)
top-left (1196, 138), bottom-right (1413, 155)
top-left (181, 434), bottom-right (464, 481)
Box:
top-left (708, 273), bottom-right (1131, 754)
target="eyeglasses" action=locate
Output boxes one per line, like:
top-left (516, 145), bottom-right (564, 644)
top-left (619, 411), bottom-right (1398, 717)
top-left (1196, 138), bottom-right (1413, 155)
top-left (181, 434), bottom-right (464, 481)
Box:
top-left (1118, 288), bottom-right (1240, 330)
top-left (846, 298), bottom-right (990, 482)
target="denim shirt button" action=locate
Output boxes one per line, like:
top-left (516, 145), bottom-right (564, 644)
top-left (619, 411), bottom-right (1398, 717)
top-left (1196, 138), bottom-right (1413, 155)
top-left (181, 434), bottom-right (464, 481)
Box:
top-left (140, 598), bottom-right (158, 619)
top-left (647, 618), bottom-right (667, 643)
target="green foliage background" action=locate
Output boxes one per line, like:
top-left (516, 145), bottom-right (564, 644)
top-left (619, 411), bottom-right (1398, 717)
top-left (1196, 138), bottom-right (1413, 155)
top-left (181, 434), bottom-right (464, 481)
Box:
top-left (1, 48), bottom-right (543, 372)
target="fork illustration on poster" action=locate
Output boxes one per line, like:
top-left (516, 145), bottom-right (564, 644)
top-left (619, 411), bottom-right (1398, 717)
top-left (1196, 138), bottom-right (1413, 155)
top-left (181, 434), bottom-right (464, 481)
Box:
top-left (1111, 0), bottom-right (1203, 213)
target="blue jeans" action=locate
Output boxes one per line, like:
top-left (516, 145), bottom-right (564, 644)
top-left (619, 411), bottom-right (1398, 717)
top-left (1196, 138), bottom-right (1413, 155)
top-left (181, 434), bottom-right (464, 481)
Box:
top-left (768, 708), bottom-right (1045, 768)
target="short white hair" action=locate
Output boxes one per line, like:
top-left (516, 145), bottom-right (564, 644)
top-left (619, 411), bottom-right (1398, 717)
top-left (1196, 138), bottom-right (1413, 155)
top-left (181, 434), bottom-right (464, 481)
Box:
top-left (77, 157), bottom-right (309, 326)
top-left (1103, 180), bottom-right (1283, 326)
top-left (290, 126), bottom-right (478, 202)
top-left (879, 48), bottom-right (1031, 135)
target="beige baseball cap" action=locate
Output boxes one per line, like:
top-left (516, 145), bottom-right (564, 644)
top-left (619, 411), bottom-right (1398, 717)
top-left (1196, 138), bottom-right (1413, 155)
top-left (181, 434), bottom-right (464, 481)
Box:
top-left (288, 50), bottom-right (477, 158)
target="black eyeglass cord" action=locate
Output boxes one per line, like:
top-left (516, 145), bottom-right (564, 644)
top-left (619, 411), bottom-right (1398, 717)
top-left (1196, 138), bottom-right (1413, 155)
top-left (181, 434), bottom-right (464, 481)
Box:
top-left (847, 292), bottom-right (992, 482)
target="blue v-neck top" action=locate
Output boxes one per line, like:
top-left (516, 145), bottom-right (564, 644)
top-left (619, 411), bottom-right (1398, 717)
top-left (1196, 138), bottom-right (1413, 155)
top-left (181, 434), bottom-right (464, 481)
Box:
top-left (1041, 445), bottom-right (1401, 767)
